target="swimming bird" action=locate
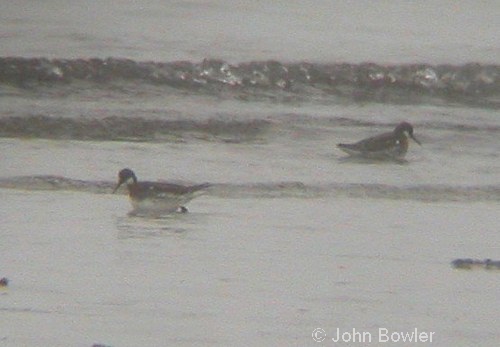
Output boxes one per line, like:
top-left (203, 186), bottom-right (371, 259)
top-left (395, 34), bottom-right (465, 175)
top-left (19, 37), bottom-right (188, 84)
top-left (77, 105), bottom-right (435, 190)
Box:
top-left (337, 122), bottom-right (421, 159)
top-left (113, 168), bottom-right (210, 215)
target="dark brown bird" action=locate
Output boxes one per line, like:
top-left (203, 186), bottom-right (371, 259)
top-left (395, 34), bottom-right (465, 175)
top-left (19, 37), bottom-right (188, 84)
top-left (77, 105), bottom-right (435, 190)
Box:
top-left (337, 122), bottom-right (421, 159)
top-left (113, 168), bottom-right (210, 214)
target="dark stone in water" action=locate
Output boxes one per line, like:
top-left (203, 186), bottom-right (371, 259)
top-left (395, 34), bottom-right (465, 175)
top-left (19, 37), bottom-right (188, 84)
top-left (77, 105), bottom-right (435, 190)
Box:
top-left (451, 258), bottom-right (500, 270)
top-left (0, 277), bottom-right (8, 286)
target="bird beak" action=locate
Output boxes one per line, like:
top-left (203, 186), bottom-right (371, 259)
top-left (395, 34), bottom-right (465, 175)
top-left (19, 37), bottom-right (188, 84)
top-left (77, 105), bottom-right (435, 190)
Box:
top-left (112, 181), bottom-right (123, 194)
top-left (411, 134), bottom-right (422, 146)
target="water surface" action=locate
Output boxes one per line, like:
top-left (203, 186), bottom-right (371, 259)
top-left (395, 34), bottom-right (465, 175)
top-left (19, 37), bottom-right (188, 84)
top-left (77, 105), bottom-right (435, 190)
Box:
top-left (1, 1), bottom-right (499, 346)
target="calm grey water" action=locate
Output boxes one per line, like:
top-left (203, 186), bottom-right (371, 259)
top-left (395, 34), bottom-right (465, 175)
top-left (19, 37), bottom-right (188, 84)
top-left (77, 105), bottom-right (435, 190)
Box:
top-left (1, 1), bottom-right (499, 346)
top-left (2, 0), bottom-right (499, 63)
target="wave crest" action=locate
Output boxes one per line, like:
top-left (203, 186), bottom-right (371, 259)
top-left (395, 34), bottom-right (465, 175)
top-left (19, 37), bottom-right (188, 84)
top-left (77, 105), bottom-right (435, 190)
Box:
top-left (0, 115), bottom-right (271, 142)
top-left (1, 176), bottom-right (499, 203)
top-left (1, 57), bottom-right (498, 107)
